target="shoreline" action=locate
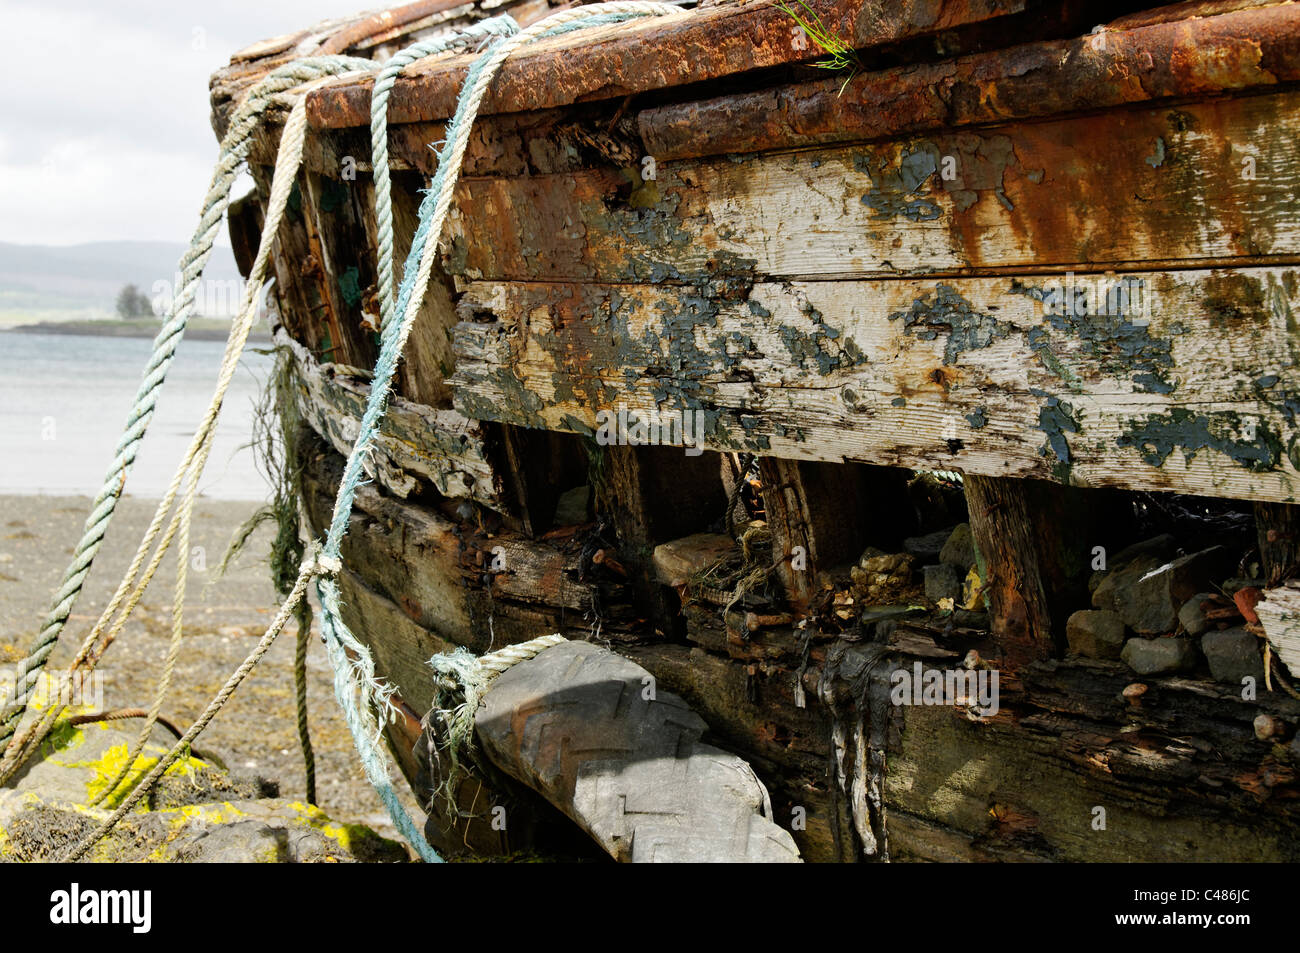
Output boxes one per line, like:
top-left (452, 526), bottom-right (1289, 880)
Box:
top-left (0, 493), bottom-right (414, 843)
top-left (5, 320), bottom-right (271, 342)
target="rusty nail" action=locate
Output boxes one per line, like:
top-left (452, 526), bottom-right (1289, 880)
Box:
top-left (745, 611), bottom-right (794, 632)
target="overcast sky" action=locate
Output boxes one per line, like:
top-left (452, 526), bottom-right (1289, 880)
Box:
top-left (0, 0), bottom-right (371, 247)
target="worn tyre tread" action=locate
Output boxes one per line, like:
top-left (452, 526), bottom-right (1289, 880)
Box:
top-left (476, 640), bottom-right (801, 863)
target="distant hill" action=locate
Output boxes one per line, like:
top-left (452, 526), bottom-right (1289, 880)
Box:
top-left (0, 240), bottom-right (244, 325)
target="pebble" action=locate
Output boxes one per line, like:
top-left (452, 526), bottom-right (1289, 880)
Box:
top-left (1178, 593), bottom-right (1216, 637)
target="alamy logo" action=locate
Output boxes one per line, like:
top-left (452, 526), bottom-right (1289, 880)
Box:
top-left (50, 883), bottom-right (151, 934)
top-left (890, 662), bottom-right (1000, 716)
top-left (594, 404), bottom-right (707, 456)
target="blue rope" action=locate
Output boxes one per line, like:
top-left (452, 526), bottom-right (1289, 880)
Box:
top-left (317, 6), bottom-right (677, 863)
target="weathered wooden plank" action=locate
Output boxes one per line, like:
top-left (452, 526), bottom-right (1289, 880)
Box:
top-left (305, 0), bottom-right (1025, 130)
top-left (1255, 586), bottom-right (1300, 676)
top-left (449, 267), bottom-right (1300, 502)
top-left (281, 332), bottom-right (501, 503)
top-left (965, 475), bottom-right (1095, 667)
top-left (640, 4), bottom-right (1300, 161)
top-left (444, 90), bottom-right (1300, 282)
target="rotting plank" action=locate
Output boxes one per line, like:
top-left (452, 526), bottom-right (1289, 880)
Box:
top-left (640, 4), bottom-right (1300, 161)
top-left (298, 434), bottom-right (638, 655)
top-left (281, 332), bottom-right (501, 504)
top-left (304, 0), bottom-right (1025, 130)
top-left (449, 268), bottom-right (1300, 503)
top-left (444, 90), bottom-right (1300, 283)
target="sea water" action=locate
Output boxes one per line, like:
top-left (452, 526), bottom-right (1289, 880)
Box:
top-left (0, 331), bottom-right (272, 500)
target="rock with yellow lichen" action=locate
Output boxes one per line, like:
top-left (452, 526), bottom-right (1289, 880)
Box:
top-left (0, 716), bottom-right (407, 863)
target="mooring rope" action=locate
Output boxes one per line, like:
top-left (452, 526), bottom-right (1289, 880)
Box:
top-left (0, 62), bottom-right (373, 788)
top-left (50, 2), bottom-right (684, 864)
top-left (370, 15), bottom-right (521, 331)
top-left (2, 70), bottom-right (358, 790)
top-left (424, 634), bottom-right (566, 803)
top-left (0, 55), bottom-right (373, 758)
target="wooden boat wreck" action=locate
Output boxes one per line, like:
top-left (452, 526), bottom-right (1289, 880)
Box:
top-left (212, 0), bottom-right (1300, 861)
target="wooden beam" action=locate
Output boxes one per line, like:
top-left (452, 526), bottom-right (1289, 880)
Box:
top-left (302, 0), bottom-right (1025, 130)
top-left (450, 267), bottom-right (1300, 503)
top-left (298, 433), bottom-right (640, 653)
top-left (640, 4), bottom-right (1300, 161)
top-left (964, 475), bottom-right (1096, 667)
top-left (758, 459), bottom-right (911, 611)
top-left (1255, 502), bottom-right (1300, 587)
top-left (446, 90), bottom-right (1300, 283)
top-left (283, 332), bottom-right (501, 505)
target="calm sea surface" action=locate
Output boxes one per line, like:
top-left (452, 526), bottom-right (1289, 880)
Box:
top-left (0, 331), bottom-right (273, 500)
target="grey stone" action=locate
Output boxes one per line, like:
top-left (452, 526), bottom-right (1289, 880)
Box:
top-left (1066, 609), bottom-right (1127, 660)
top-left (923, 563), bottom-right (962, 603)
top-left (1178, 592), bottom-right (1217, 637)
top-left (1201, 627), bottom-right (1265, 686)
top-left (1121, 636), bottom-right (1198, 675)
top-left (904, 529), bottom-right (952, 562)
top-left (553, 484), bottom-right (591, 525)
top-left (939, 522), bottom-right (975, 571)
top-left (952, 608), bottom-right (989, 630)
top-left (1092, 544), bottom-right (1235, 634)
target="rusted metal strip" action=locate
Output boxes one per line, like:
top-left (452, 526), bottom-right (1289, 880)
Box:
top-left (640, 3), bottom-right (1300, 161)
top-left (305, 0), bottom-right (1025, 130)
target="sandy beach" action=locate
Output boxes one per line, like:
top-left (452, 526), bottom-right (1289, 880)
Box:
top-left (0, 493), bottom-right (419, 845)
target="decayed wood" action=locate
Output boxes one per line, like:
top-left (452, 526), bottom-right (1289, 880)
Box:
top-left (758, 459), bottom-right (911, 610)
top-left (446, 90), bottom-right (1300, 283)
top-left (301, 171), bottom-right (379, 370)
top-left (965, 475), bottom-right (1095, 667)
top-left (659, 608), bottom-right (1300, 862)
top-left (327, 561), bottom-right (1300, 862)
top-left (640, 4), bottom-right (1300, 161)
top-left (596, 443), bottom-right (728, 633)
top-left (297, 424), bottom-right (1300, 862)
top-left (450, 268), bottom-right (1300, 503)
top-left (281, 332), bottom-right (500, 504)
top-left (494, 425), bottom-right (589, 537)
top-left (247, 166), bottom-right (332, 356)
top-left (303, 0), bottom-right (1025, 131)
top-left (1255, 502), bottom-right (1300, 587)
top-left (298, 433), bottom-right (638, 655)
